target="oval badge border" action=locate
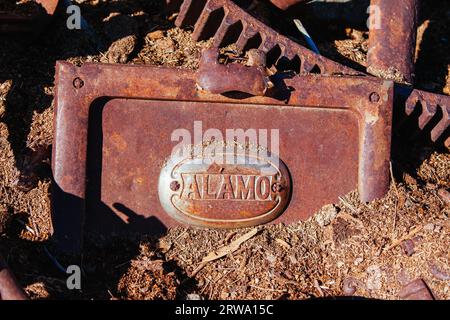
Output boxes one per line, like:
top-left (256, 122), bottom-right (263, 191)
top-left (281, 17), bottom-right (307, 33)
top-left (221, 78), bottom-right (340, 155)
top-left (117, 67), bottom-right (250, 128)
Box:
top-left (158, 151), bottom-right (292, 228)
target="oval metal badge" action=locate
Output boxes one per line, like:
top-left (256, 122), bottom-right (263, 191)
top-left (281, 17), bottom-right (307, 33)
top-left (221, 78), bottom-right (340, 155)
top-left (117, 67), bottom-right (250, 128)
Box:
top-left (158, 147), bottom-right (291, 228)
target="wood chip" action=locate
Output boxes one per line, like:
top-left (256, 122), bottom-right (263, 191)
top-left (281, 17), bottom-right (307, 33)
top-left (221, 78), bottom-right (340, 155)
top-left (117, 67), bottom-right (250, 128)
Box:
top-left (275, 238), bottom-right (291, 249)
top-left (224, 231), bottom-right (237, 244)
top-left (437, 188), bottom-right (450, 206)
top-left (313, 279), bottom-right (324, 297)
top-left (385, 225), bottom-right (423, 251)
top-left (203, 228), bottom-right (258, 263)
top-left (190, 228), bottom-right (259, 278)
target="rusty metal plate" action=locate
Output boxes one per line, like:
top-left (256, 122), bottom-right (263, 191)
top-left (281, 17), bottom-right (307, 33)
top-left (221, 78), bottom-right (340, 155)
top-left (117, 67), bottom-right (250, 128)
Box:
top-left (52, 61), bottom-right (393, 252)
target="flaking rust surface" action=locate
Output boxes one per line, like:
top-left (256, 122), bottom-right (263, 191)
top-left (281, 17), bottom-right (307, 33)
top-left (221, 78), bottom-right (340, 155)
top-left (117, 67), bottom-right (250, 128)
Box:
top-left (0, 0), bottom-right (449, 300)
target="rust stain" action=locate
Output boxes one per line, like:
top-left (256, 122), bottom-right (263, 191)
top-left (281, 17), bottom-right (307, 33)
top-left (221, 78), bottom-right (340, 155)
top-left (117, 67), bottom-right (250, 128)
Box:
top-left (110, 132), bottom-right (128, 152)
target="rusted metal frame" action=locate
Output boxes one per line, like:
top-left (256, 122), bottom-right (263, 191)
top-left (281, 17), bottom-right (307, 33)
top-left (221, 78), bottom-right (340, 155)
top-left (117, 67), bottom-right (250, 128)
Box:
top-left (52, 61), bottom-right (393, 252)
top-left (0, 0), bottom-right (59, 33)
top-left (0, 256), bottom-right (27, 300)
top-left (170, 0), bottom-right (362, 76)
top-left (285, 79), bottom-right (394, 203)
top-left (53, 61), bottom-right (392, 207)
top-left (367, 0), bottom-right (419, 84)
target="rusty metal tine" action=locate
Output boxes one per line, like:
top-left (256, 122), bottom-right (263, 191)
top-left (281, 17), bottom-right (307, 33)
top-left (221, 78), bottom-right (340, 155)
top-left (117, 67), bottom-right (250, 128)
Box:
top-left (211, 15), bottom-right (238, 48)
top-left (192, 1), bottom-right (224, 42)
top-left (395, 86), bottom-right (450, 145)
top-left (174, 0), bottom-right (196, 27)
top-left (405, 90), bottom-right (450, 140)
top-left (235, 25), bottom-right (258, 51)
top-left (431, 113), bottom-right (449, 145)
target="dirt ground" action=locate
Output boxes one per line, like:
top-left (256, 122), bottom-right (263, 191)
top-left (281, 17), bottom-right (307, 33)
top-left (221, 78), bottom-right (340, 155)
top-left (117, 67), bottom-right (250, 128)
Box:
top-left (0, 0), bottom-right (449, 300)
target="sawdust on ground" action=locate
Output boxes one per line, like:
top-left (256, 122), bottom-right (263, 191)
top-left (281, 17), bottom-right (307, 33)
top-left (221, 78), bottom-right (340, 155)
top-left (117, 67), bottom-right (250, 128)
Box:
top-left (0, 0), bottom-right (449, 300)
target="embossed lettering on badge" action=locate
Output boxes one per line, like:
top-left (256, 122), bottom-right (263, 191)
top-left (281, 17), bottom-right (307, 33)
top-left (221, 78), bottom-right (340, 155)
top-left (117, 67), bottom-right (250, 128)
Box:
top-left (158, 145), bottom-right (291, 228)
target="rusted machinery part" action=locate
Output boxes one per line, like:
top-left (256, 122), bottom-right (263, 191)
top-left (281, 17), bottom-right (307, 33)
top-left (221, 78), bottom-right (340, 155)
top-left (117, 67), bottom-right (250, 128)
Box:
top-left (269, 0), bottom-right (419, 84)
top-left (367, 0), bottom-right (419, 84)
top-left (269, 0), bottom-right (309, 10)
top-left (167, 0), bottom-right (448, 145)
top-left (0, 256), bottom-right (27, 300)
top-left (393, 85), bottom-right (450, 148)
top-left (168, 0), bottom-right (362, 76)
top-left (51, 58), bottom-right (393, 252)
top-left (405, 89), bottom-right (450, 148)
top-left (0, 0), bottom-right (59, 33)
top-left (197, 48), bottom-right (271, 95)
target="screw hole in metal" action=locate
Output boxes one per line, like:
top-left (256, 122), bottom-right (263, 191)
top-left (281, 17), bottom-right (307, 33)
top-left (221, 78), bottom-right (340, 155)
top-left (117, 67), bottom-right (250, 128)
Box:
top-left (73, 77), bottom-right (84, 89)
top-left (369, 92), bottom-right (380, 103)
top-left (170, 181), bottom-right (181, 192)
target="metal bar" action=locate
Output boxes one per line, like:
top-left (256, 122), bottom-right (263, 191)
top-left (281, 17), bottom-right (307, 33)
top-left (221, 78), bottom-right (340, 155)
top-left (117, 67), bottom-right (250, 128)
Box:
top-left (197, 49), bottom-right (270, 95)
top-left (367, 0), bottom-right (419, 84)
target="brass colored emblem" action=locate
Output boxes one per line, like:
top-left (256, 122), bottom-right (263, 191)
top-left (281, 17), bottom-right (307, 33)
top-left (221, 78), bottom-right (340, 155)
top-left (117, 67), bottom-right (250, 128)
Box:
top-left (158, 148), bottom-right (291, 228)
